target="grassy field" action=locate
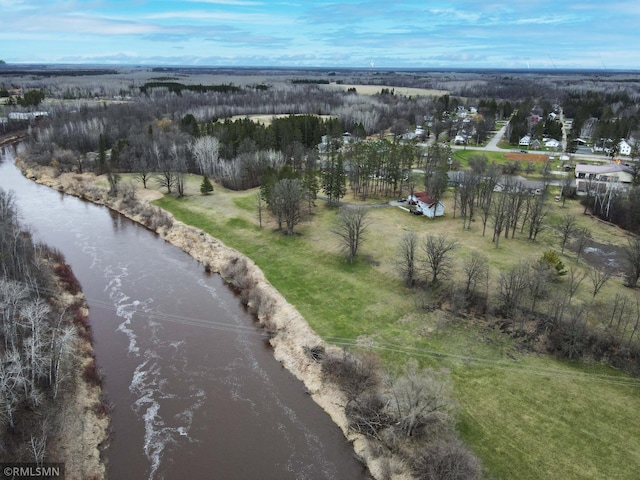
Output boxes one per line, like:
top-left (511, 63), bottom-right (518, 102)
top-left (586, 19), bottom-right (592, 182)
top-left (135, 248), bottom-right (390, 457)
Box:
top-left (152, 174), bottom-right (640, 480)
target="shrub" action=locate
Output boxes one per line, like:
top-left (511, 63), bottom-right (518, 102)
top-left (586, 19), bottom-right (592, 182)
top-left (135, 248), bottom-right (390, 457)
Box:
top-left (83, 359), bottom-right (102, 386)
top-left (321, 349), bottom-right (381, 400)
top-left (412, 439), bottom-right (482, 480)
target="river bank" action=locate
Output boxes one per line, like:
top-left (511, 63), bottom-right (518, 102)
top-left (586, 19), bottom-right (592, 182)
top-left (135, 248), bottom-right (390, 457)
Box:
top-left (46, 285), bottom-right (109, 480)
top-left (17, 164), bottom-right (397, 479)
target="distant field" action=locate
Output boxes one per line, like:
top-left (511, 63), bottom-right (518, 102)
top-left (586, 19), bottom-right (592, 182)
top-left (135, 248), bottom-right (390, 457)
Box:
top-left (150, 172), bottom-right (640, 480)
top-left (325, 83), bottom-right (448, 97)
top-left (226, 113), bottom-right (335, 126)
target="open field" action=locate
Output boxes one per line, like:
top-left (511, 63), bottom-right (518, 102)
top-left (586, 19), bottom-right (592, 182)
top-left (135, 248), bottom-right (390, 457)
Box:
top-left (148, 172), bottom-right (640, 480)
top-left (227, 113), bottom-right (335, 126)
top-left (325, 83), bottom-right (448, 97)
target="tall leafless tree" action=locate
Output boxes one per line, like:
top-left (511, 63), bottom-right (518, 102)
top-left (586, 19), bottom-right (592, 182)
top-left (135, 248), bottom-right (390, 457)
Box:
top-left (422, 235), bottom-right (458, 285)
top-left (397, 231), bottom-right (419, 287)
top-left (332, 207), bottom-right (370, 263)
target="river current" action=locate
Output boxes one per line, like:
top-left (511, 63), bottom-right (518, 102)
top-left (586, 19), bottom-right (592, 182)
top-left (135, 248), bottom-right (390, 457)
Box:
top-left (0, 144), bottom-right (369, 480)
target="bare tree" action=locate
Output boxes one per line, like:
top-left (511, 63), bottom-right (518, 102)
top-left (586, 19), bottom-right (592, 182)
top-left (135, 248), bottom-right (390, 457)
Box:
top-left (491, 194), bottom-right (509, 247)
top-left (557, 213), bottom-right (577, 254)
top-left (589, 266), bottom-right (613, 298)
top-left (565, 267), bottom-right (586, 302)
top-left (271, 178), bottom-right (305, 235)
top-left (422, 235), bottom-right (458, 285)
top-left (255, 191), bottom-right (264, 229)
top-left (498, 262), bottom-right (530, 315)
top-left (527, 195), bottom-right (547, 241)
top-left (462, 254), bottom-right (488, 295)
top-left (560, 174), bottom-right (574, 207)
top-left (332, 207), bottom-right (370, 263)
top-left (190, 135), bottom-right (220, 176)
top-left (574, 228), bottom-right (592, 264)
top-left (623, 237), bottom-right (640, 288)
top-left (397, 231), bottom-right (419, 286)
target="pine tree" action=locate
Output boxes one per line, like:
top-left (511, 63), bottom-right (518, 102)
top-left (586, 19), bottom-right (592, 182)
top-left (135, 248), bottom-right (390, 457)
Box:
top-left (200, 174), bottom-right (214, 195)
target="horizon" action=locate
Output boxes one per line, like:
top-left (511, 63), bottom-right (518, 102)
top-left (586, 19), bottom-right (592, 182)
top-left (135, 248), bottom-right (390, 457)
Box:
top-left (2, 63), bottom-right (640, 76)
top-left (2, 1), bottom-right (640, 70)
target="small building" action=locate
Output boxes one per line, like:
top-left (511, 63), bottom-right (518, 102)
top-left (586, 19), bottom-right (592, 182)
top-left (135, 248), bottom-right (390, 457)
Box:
top-left (545, 139), bottom-right (561, 149)
top-left (407, 192), bottom-right (445, 218)
top-left (619, 140), bottom-right (632, 156)
top-left (519, 135), bottom-right (531, 147)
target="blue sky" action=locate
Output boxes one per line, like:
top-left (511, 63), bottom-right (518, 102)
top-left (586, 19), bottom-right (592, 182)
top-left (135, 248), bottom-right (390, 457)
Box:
top-left (2, 0), bottom-right (639, 69)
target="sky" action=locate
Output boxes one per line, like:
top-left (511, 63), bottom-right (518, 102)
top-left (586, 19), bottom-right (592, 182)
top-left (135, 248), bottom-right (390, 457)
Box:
top-left (1, 0), bottom-right (640, 69)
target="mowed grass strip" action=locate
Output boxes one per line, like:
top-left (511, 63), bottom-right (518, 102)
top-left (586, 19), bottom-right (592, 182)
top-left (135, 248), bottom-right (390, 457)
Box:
top-left (153, 186), bottom-right (640, 480)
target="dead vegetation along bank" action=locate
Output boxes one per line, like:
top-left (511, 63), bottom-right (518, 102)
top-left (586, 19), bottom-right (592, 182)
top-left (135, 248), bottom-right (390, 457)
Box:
top-left (0, 184), bottom-right (108, 479)
top-left (17, 165), bottom-right (416, 479)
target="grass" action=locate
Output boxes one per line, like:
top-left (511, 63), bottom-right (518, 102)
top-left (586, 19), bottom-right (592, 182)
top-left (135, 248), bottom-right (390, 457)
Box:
top-left (152, 179), bottom-right (640, 480)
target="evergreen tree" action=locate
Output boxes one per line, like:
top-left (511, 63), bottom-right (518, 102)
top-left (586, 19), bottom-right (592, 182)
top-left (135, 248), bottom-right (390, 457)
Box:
top-left (200, 174), bottom-right (214, 195)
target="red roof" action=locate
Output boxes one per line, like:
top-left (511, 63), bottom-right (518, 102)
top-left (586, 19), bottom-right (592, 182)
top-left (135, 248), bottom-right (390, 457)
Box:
top-left (414, 192), bottom-right (437, 206)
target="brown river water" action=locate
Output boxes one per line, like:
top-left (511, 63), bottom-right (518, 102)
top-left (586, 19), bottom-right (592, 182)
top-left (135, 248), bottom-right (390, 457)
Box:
top-left (0, 144), bottom-right (370, 480)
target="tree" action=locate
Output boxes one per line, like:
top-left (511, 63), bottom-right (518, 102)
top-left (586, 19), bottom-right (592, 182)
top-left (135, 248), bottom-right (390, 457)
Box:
top-left (498, 262), bottom-right (530, 315)
top-left (332, 207), bottom-right (369, 263)
top-left (17, 89), bottom-right (45, 108)
top-left (190, 136), bottom-right (220, 176)
top-left (574, 227), bottom-right (592, 264)
top-left (491, 194), bottom-right (509, 247)
top-left (200, 175), bottom-right (214, 195)
top-left (589, 266), bottom-right (613, 298)
top-left (422, 235), bottom-right (458, 285)
top-left (527, 194), bottom-right (547, 241)
top-left (255, 192), bottom-right (264, 229)
top-left (623, 237), bottom-right (640, 288)
top-left (560, 174), bottom-right (575, 207)
top-left (557, 213), bottom-right (577, 254)
top-left (323, 151), bottom-right (346, 204)
top-left (397, 231), bottom-right (418, 287)
top-left (462, 254), bottom-right (488, 295)
top-left (271, 178), bottom-right (305, 235)
top-left (423, 143), bottom-right (450, 207)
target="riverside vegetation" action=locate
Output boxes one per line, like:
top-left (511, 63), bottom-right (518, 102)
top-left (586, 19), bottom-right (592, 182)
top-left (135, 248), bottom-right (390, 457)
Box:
top-left (0, 188), bottom-right (108, 479)
top-left (4, 66), bottom-right (640, 479)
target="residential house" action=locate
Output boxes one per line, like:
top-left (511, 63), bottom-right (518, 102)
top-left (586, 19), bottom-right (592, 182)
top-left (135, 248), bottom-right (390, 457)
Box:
top-left (407, 192), bottom-right (445, 218)
top-left (545, 139), bottom-right (561, 149)
top-left (519, 135), bottom-right (531, 147)
top-left (618, 140), bottom-right (632, 156)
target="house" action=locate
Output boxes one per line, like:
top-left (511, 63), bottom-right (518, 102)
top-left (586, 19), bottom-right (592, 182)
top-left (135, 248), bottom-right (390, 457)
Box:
top-left (454, 134), bottom-right (467, 145)
top-left (545, 139), bottom-right (561, 149)
top-left (407, 192), bottom-right (445, 218)
top-left (519, 135), bottom-right (531, 147)
top-left (618, 140), bottom-right (632, 156)
top-left (530, 139), bottom-right (542, 150)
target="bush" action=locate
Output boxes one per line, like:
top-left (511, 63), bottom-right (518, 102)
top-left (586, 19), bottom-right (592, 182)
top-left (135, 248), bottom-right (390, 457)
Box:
top-left (83, 358), bottom-right (102, 386)
top-left (53, 262), bottom-right (81, 295)
top-left (321, 349), bottom-right (381, 400)
top-left (412, 439), bottom-right (482, 480)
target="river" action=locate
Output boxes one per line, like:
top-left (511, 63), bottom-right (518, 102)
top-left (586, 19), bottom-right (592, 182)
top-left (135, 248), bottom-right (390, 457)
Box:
top-left (0, 144), bottom-right (370, 480)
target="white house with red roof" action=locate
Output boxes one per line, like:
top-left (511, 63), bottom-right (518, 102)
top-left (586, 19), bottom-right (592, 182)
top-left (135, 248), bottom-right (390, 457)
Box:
top-left (407, 192), bottom-right (445, 218)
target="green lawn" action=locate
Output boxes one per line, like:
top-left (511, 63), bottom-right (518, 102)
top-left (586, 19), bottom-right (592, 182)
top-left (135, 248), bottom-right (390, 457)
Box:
top-left (153, 188), bottom-right (640, 480)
